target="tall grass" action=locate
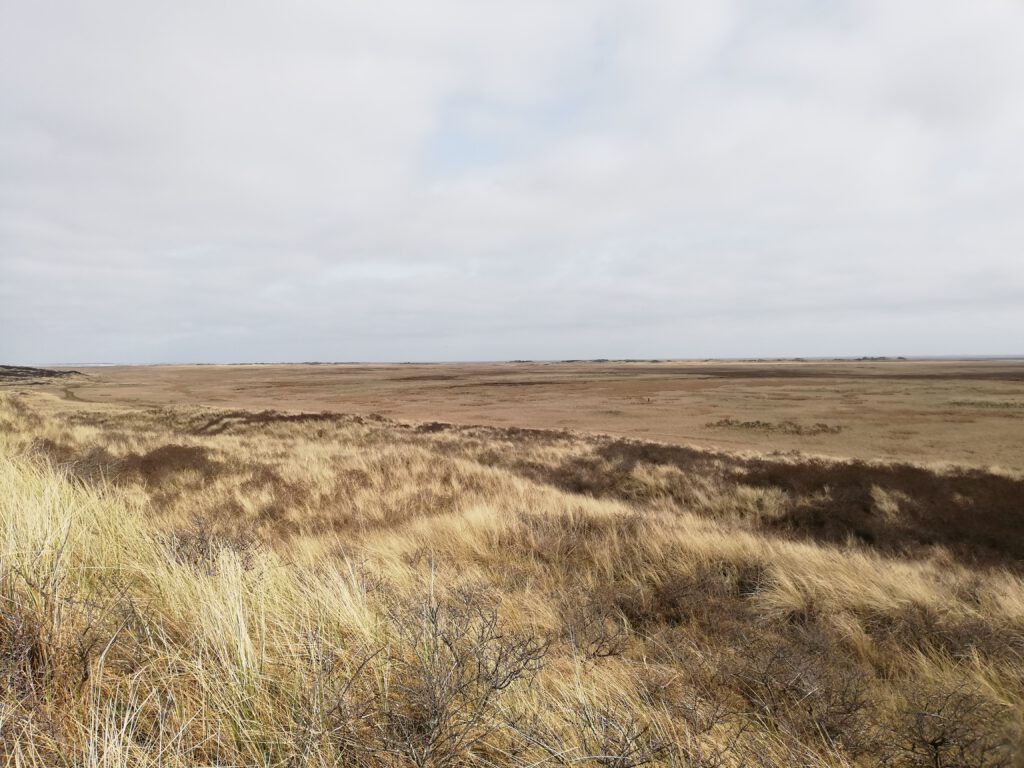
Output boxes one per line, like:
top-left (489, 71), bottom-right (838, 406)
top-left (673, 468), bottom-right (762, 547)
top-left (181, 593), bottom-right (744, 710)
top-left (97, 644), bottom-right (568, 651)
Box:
top-left (0, 393), bottom-right (1021, 766)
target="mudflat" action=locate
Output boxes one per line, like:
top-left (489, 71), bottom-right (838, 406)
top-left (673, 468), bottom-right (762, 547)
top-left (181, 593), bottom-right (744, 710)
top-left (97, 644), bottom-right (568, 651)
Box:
top-left (23, 359), bottom-right (1024, 471)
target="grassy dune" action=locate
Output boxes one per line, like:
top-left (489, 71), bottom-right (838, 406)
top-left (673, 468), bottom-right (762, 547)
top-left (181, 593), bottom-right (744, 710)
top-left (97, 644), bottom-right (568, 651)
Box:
top-left (1, 392), bottom-right (1022, 766)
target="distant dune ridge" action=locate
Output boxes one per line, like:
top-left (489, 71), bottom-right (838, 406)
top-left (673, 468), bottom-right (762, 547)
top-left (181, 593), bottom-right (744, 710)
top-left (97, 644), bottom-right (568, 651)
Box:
top-left (0, 364), bottom-right (79, 381)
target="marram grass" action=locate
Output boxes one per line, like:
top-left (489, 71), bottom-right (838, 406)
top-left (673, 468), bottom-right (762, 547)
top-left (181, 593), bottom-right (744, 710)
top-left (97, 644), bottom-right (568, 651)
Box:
top-left (0, 393), bottom-right (1021, 766)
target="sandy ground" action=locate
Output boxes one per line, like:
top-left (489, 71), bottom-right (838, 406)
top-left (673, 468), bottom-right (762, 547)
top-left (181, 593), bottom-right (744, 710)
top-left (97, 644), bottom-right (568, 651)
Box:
top-left (15, 359), bottom-right (1024, 471)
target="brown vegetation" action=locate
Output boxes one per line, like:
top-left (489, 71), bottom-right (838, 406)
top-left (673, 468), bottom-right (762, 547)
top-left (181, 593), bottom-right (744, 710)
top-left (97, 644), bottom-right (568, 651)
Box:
top-left (25, 359), bottom-right (1024, 471)
top-left (0, 365), bottom-right (80, 382)
top-left (1, 390), bottom-right (1022, 766)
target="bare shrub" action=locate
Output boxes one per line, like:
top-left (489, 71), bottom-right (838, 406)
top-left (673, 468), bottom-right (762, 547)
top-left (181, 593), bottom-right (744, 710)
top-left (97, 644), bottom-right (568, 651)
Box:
top-left (730, 626), bottom-right (883, 759)
top-left (519, 700), bottom-right (671, 768)
top-left (864, 603), bottom-right (1024, 668)
top-left (167, 516), bottom-right (263, 572)
top-left (561, 593), bottom-right (631, 659)
top-left (0, 598), bottom-right (47, 702)
top-left (636, 661), bottom-right (738, 768)
top-left (604, 560), bottom-right (765, 632)
top-left (349, 587), bottom-right (548, 767)
top-left (891, 683), bottom-right (1016, 768)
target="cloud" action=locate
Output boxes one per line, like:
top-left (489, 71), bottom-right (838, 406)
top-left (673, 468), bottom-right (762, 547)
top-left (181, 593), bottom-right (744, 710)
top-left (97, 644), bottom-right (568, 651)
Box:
top-left (1, 0), bottom-right (1022, 362)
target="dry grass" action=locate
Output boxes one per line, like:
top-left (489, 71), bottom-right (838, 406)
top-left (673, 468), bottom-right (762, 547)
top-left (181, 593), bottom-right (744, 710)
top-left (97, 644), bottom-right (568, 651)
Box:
top-left (1, 391), bottom-right (1022, 766)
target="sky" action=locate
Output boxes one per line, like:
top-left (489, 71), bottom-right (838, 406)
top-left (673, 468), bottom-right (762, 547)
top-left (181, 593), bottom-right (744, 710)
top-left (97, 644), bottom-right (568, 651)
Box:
top-left (2, 1), bottom-right (1023, 364)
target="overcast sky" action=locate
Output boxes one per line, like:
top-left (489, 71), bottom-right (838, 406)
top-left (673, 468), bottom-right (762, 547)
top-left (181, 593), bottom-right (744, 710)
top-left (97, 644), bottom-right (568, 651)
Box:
top-left (2, 1), bottom-right (1023, 363)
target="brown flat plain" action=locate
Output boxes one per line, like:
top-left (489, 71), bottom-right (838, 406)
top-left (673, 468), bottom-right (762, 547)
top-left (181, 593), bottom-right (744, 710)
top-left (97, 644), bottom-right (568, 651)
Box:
top-left (32, 359), bottom-right (1024, 471)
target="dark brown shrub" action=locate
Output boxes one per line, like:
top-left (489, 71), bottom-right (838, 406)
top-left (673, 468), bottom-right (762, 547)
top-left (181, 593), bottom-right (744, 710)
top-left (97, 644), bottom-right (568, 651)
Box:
top-left (891, 682), bottom-right (1017, 768)
top-left (729, 626), bottom-right (883, 759)
top-left (119, 444), bottom-right (221, 486)
top-left (336, 587), bottom-right (548, 767)
top-left (167, 517), bottom-right (263, 573)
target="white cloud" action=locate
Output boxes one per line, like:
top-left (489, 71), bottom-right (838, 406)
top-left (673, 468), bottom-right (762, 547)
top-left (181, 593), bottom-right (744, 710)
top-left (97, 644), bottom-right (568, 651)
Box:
top-left (2, 0), bottom-right (1023, 362)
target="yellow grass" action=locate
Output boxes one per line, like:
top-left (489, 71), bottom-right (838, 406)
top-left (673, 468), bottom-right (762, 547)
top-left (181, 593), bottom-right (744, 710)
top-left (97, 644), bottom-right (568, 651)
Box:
top-left (0, 392), bottom-right (1021, 766)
